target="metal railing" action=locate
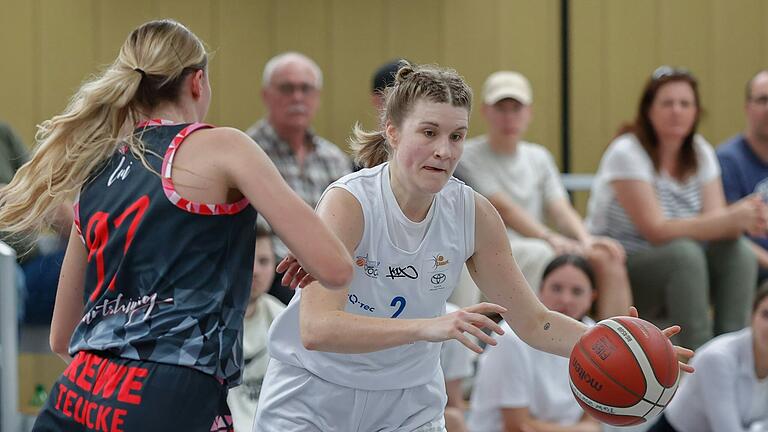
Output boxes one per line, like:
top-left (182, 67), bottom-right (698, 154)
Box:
top-left (0, 241), bottom-right (19, 432)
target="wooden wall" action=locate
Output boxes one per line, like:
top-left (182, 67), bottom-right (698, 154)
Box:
top-left (1, 0), bottom-right (767, 181)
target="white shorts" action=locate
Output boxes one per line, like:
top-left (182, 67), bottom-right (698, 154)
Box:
top-left (253, 358), bottom-right (447, 432)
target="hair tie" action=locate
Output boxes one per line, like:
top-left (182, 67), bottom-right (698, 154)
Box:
top-left (134, 68), bottom-right (147, 79)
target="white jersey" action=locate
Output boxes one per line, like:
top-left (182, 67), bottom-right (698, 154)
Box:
top-left (267, 163), bottom-right (476, 390)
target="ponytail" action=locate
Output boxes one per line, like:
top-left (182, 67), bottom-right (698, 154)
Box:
top-left (349, 122), bottom-right (390, 168)
top-left (0, 19), bottom-right (206, 235)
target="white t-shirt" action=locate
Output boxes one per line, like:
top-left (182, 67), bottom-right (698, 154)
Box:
top-left (440, 303), bottom-right (476, 382)
top-left (458, 137), bottom-right (567, 238)
top-left (664, 328), bottom-right (768, 432)
top-left (585, 133), bottom-right (720, 253)
top-left (227, 294), bottom-right (285, 432)
top-left (467, 317), bottom-right (595, 432)
top-left (266, 163), bottom-right (476, 390)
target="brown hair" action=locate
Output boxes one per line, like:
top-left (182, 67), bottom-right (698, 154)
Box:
top-left (618, 68), bottom-right (700, 178)
top-left (350, 62), bottom-right (473, 168)
top-left (0, 19), bottom-right (207, 235)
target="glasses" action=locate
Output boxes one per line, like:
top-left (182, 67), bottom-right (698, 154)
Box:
top-left (274, 82), bottom-right (317, 96)
top-left (749, 95), bottom-right (768, 106)
top-left (651, 65), bottom-right (692, 81)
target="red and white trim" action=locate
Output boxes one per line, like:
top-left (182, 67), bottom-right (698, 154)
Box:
top-left (136, 118), bottom-right (179, 128)
top-left (161, 122), bottom-right (250, 215)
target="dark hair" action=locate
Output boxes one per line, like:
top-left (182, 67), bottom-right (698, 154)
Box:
top-left (619, 67), bottom-right (700, 178)
top-left (541, 254), bottom-right (596, 291)
top-left (753, 284), bottom-right (768, 314)
top-left (255, 221), bottom-right (272, 240)
top-left (372, 59), bottom-right (407, 95)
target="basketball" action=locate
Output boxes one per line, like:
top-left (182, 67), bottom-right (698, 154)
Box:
top-left (568, 317), bottom-right (680, 426)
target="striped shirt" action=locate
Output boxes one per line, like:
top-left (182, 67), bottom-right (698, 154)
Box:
top-left (585, 133), bottom-right (720, 253)
top-left (246, 119), bottom-right (352, 256)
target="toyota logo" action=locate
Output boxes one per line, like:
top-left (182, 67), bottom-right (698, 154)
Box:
top-left (431, 273), bottom-right (446, 284)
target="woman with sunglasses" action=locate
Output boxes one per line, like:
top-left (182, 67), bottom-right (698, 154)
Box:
top-left (585, 66), bottom-right (764, 350)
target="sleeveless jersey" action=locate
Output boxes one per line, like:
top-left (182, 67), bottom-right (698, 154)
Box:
top-left (267, 163), bottom-right (475, 390)
top-left (70, 120), bottom-right (257, 386)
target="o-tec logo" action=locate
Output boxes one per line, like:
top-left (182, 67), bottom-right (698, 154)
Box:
top-left (431, 273), bottom-right (446, 284)
top-left (431, 254), bottom-right (450, 270)
top-left (355, 253), bottom-right (379, 279)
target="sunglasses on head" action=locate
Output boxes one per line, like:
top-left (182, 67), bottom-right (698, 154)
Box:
top-left (651, 65), bottom-right (693, 81)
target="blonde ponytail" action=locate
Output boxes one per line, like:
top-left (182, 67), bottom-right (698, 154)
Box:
top-left (0, 19), bottom-right (207, 235)
top-left (349, 122), bottom-right (390, 168)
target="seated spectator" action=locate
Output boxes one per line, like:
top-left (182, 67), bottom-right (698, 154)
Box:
top-left (0, 121), bottom-right (71, 325)
top-left (718, 70), bottom-right (768, 285)
top-left (648, 285), bottom-right (768, 432)
top-left (371, 59), bottom-right (407, 111)
top-left (227, 224), bottom-right (285, 432)
top-left (457, 70), bottom-right (631, 319)
top-left (586, 66), bottom-right (761, 349)
top-left (467, 254), bottom-right (601, 432)
top-left (246, 52), bottom-right (352, 304)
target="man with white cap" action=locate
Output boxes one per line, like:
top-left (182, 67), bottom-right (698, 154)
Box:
top-left (456, 71), bottom-right (631, 319)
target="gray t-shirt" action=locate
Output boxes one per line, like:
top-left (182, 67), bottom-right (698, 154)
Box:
top-left (457, 136), bottom-right (567, 237)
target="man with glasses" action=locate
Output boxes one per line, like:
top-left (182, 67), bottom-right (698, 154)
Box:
top-left (247, 52), bottom-right (352, 303)
top-left (717, 70), bottom-right (768, 284)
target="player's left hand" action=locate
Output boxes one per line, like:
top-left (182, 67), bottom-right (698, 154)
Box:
top-left (628, 306), bottom-right (695, 374)
top-left (276, 254), bottom-right (317, 289)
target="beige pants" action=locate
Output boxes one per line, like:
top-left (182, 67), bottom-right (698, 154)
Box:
top-left (448, 237), bottom-right (555, 307)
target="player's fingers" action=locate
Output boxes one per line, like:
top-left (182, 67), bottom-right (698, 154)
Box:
top-left (662, 325), bottom-right (681, 338)
top-left (276, 255), bottom-right (296, 273)
top-left (466, 313), bottom-right (505, 335)
top-left (453, 332), bottom-right (484, 354)
top-left (459, 321), bottom-right (497, 347)
top-left (674, 345), bottom-right (694, 360)
top-left (464, 302), bottom-right (507, 315)
top-left (298, 273), bottom-right (317, 288)
top-left (628, 306), bottom-right (639, 318)
top-left (678, 361), bottom-right (695, 374)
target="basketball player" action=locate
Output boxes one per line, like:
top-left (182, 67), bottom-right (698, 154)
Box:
top-left (0, 19), bottom-right (352, 431)
top-left (254, 63), bottom-right (694, 432)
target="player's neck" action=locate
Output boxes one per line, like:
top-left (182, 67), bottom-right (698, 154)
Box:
top-left (388, 165), bottom-right (433, 223)
top-left (145, 103), bottom-right (200, 124)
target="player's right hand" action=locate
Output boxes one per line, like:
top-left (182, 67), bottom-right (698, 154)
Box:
top-left (420, 302), bottom-right (507, 354)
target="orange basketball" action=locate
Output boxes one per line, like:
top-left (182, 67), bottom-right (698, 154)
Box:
top-left (568, 317), bottom-right (680, 426)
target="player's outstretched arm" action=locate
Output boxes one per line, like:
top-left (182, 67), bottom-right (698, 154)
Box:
top-left (215, 127), bottom-right (353, 290)
top-left (466, 192), bottom-right (588, 358)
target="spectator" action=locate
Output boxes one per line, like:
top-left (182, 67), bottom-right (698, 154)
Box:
top-left (247, 52), bottom-right (352, 304)
top-left (0, 121), bottom-right (72, 325)
top-left (586, 66), bottom-right (761, 349)
top-left (648, 285), bottom-right (768, 432)
top-left (467, 254), bottom-right (601, 432)
top-left (371, 59), bottom-right (406, 111)
top-left (717, 70), bottom-right (768, 284)
top-left (227, 224), bottom-right (286, 432)
top-left (457, 70), bottom-right (631, 320)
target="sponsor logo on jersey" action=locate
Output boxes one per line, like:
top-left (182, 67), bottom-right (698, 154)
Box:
top-left (355, 253), bottom-right (379, 279)
top-left (430, 254), bottom-right (450, 270)
top-left (385, 265), bottom-right (419, 280)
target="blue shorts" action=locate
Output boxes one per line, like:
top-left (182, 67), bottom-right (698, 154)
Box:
top-left (32, 351), bottom-right (232, 432)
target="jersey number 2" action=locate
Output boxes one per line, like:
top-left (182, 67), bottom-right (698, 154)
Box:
top-left (390, 296), bottom-right (406, 318)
